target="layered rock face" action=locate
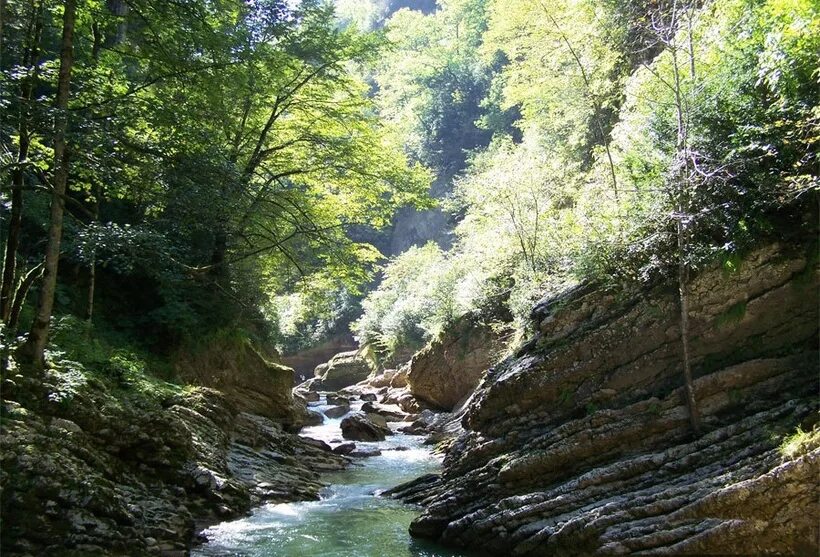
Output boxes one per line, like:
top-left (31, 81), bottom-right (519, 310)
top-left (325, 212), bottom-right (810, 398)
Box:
top-left (394, 243), bottom-right (819, 555)
top-left (1, 382), bottom-right (347, 556)
top-left (408, 313), bottom-right (504, 410)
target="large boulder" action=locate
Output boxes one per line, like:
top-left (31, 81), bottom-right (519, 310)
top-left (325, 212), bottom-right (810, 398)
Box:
top-left (407, 314), bottom-right (504, 411)
top-left (311, 351), bottom-right (371, 391)
top-left (340, 412), bottom-right (392, 442)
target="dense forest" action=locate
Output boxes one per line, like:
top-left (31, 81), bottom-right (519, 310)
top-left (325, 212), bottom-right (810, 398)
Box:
top-left (1, 0), bottom-right (816, 370)
top-left (0, 0), bottom-right (817, 555)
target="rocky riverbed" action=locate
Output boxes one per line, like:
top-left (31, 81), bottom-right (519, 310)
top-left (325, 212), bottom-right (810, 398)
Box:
top-left (193, 394), bottom-right (467, 557)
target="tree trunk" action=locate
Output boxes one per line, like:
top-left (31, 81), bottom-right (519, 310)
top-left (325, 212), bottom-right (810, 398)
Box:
top-left (677, 214), bottom-right (701, 434)
top-left (1, 185), bottom-right (24, 321)
top-left (668, 3), bottom-right (701, 435)
top-left (85, 187), bottom-right (100, 326)
top-left (0, 0), bottom-right (6, 65)
top-left (18, 0), bottom-right (77, 369)
top-left (8, 263), bottom-right (44, 333)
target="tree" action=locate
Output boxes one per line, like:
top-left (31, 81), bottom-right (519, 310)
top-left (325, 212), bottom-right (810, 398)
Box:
top-left (1, 0), bottom-right (45, 323)
top-left (1, 0), bottom-right (428, 360)
top-left (18, 0), bottom-right (77, 369)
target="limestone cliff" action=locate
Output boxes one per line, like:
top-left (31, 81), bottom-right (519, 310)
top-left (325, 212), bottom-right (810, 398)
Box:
top-left (390, 242), bottom-right (819, 555)
top-left (407, 313), bottom-right (504, 411)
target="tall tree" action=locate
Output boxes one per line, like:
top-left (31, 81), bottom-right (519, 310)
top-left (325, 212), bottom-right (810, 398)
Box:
top-left (18, 0), bottom-right (77, 368)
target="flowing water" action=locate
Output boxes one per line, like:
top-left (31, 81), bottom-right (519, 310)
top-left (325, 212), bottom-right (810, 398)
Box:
top-left (192, 396), bottom-right (467, 557)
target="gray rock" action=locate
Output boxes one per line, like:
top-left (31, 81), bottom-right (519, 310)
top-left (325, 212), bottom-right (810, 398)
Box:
top-left (340, 413), bottom-right (392, 442)
top-left (361, 401), bottom-right (408, 422)
top-left (350, 448), bottom-right (382, 458)
top-left (332, 442), bottom-right (356, 455)
top-left (299, 437), bottom-right (332, 452)
top-left (324, 404), bottom-right (350, 419)
top-left (326, 393), bottom-right (350, 405)
top-left (311, 352), bottom-right (371, 391)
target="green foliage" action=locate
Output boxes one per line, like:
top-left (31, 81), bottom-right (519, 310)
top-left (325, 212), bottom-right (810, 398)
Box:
top-left (265, 273), bottom-right (360, 354)
top-left (3, 0), bottom-right (815, 367)
top-left (779, 425), bottom-right (820, 460)
top-left (1, 0), bottom-right (431, 351)
top-left (375, 0), bottom-right (508, 175)
top-left (587, 0), bottom-right (820, 281)
top-left (353, 243), bottom-right (457, 355)
top-left (355, 0), bottom-right (817, 360)
top-left (48, 314), bottom-right (174, 387)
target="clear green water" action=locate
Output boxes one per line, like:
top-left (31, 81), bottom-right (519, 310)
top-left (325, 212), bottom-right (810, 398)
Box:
top-left (192, 399), bottom-right (468, 557)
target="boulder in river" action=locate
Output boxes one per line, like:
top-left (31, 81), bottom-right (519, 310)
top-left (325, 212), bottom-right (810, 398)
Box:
top-left (350, 448), bottom-right (382, 458)
top-left (326, 393), bottom-right (350, 406)
top-left (299, 437), bottom-right (332, 452)
top-left (324, 404), bottom-right (350, 419)
top-left (296, 390), bottom-right (319, 403)
top-left (360, 392), bottom-right (377, 402)
top-left (301, 409), bottom-right (324, 426)
top-left (340, 412), bottom-right (392, 442)
top-left (361, 401), bottom-right (408, 422)
top-left (332, 442), bottom-right (356, 455)
top-left (311, 351), bottom-right (371, 391)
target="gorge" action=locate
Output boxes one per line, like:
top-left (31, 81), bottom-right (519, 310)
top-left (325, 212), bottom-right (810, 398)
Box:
top-left (1, 0), bottom-right (818, 555)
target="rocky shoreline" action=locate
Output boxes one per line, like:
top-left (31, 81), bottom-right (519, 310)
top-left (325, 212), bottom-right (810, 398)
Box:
top-left (1, 369), bottom-right (348, 556)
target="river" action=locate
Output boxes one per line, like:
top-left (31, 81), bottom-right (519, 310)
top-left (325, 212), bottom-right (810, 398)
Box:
top-left (192, 395), bottom-right (467, 557)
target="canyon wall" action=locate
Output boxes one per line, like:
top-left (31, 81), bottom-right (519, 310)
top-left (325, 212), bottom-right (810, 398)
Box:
top-left (392, 242), bottom-right (819, 555)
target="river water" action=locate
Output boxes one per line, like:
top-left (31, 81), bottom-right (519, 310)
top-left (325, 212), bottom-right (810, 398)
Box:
top-left (192, 396), bottom-right (466, 557)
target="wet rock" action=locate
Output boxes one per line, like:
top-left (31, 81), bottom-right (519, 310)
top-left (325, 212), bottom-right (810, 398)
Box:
top-left (360, 393), bottom-right (377, 402)
top-left (340, 412), bottom-right (393, 442)
top-left (332, 443), bottom-right (356, 455)
top-left (326, 393), bottom-right (350, 406)
top-left (400, 409), bottom-right (439, 435)
top-left (381, 388), bottom-right (424, 414)
top-left (350, 448), bottom-right (382, 458)
top-left (361, 401), bottom-right (408, 422)
top-left (299, 437), bottom-right (332, 452)
top-left (302, 409), bottom-right (324, 426)
top-left (296, 390), bottom-right (319, 403)
top-left (365, 413), bottom-right (388, 429)
top-left (324, 404), bottom-right (350, 419)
